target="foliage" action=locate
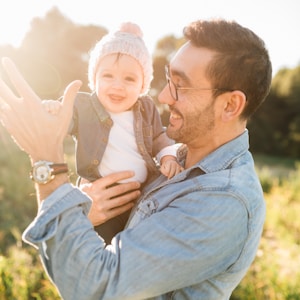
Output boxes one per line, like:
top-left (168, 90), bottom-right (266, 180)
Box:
top-left (248, 65), bottom-right (300, 159)
top-left (232, 161), bottom-right (300, 299)
top-left (0, 247), bottom-right (61, 299)
top-left (0, 129), bottom-right (35, 253)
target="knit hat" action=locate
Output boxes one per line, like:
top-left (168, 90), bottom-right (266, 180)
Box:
top-left (88, 22), bottom-right (153, 95)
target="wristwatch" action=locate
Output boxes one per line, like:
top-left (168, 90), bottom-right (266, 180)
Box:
top-left (30, 160), bottom-right (69, 184)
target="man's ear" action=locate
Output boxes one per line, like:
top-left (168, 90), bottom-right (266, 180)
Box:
top-left (222, 91), bottom-right (246, 122)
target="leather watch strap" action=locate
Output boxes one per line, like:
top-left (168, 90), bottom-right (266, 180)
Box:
top-left (51, 163), bottom-right (69, 175)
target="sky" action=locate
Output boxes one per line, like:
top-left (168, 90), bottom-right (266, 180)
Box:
top-left (0, 0), bottom-right (299, 76)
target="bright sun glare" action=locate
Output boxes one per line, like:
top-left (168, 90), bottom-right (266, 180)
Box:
top-left (0, 0), bottom-right (300, 75)
top-left (0, 2), bottom-right (54, 47)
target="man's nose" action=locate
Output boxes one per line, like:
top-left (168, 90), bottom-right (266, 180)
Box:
top-left (158, 85), bottom-right (176, 105)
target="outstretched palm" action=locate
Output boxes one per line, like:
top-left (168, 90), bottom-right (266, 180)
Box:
top-left (0, 57), bottom-right (81, 162)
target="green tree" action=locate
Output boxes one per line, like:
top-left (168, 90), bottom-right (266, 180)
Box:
top-left (248, 65), bottom-right (300, 158)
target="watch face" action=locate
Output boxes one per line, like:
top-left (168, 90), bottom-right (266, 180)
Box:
top-left (33, 164), bottom-right (52, 184)
top-left (31, 161), bottom-right (68, 184)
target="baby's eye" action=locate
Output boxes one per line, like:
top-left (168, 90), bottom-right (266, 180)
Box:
top-left (102, 72), bottom-right (113, 79)
top-left (125, 76), bottom-right (136, 82)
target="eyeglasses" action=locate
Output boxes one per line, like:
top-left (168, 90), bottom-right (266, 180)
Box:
top-left (165, 65), bottom-right (235, 101)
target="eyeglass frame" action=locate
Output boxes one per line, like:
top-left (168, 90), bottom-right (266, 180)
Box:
top-left (165, 65), bottom-right (239, 101)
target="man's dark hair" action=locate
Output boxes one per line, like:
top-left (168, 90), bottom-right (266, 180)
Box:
top-left (183, 19), bottom-right (272, 119)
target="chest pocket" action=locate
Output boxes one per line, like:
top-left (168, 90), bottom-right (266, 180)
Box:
top-left (137, 198), bottom-right (158, 218)
top-left (127, 198), bottom-right (159, 228)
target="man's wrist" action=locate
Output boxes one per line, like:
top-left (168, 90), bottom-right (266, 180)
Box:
top-left (36, 173), bottom-right (70, 203)
top-left (29, 159), bottom-right (70, 204)
top-left (160, 155), bottom-right (177, 164)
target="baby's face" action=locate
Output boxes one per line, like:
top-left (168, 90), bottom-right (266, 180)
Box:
top-left (94, 54), bottom-right (144, 113)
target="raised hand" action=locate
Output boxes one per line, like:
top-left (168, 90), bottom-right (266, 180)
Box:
top-left (0, 57), bottom-right (82, 163)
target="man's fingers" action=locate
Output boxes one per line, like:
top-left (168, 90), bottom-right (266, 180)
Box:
top-left (61, 80), bottom-right (82, 116)
top-left (93, 171), bottom-right (137, 188)
top-left (1, 57), bottom-right (39, 102)
top-left (107, 202), bottom-right (134, 219)
top-left (0, 76), bottom-right (18, 105)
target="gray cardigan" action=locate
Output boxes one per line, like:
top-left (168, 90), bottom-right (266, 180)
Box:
top-left (69, 92), bottom-right (174, 182)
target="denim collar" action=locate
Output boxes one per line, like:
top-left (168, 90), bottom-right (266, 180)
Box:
top-left (177, 129), bottom-right (249, 175)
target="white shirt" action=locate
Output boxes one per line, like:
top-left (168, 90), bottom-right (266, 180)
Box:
top-left (99, 111), bottom-right (148, 183)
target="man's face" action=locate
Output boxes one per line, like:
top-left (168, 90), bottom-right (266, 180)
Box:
top-left (158, 42), bottom-right (218, 146)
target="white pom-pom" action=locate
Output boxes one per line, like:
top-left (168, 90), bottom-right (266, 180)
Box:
top-left (118, 22), bottom-right (143, 38)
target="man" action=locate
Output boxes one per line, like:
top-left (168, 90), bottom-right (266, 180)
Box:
top-left (0, 19), bottom-right (272, 299)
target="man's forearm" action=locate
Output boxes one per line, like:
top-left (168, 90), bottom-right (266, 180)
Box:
top-left (35, 173), bottom-right (70, 205)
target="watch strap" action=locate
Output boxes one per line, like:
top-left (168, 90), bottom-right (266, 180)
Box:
top-left (51, 163), bottom-right (69, 175)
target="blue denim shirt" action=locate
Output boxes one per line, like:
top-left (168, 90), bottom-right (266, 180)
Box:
top-left (23, 130), bottom-right (266, 300)
top-left (70, 92), bottom-right (174, 182)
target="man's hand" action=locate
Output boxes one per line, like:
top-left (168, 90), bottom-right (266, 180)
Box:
top-left (80, 171), bottom-right (141, 226)
top-left (0, 57), bottom-right (81, 163)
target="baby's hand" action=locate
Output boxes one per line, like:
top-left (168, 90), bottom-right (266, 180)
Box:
top-left (160, 157), bottom-right (184, 179)
top-left (42, 99), bottom-right (62, 115)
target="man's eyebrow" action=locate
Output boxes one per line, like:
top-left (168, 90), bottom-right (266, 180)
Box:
top-left (170, 68), bottom-right (191, 85)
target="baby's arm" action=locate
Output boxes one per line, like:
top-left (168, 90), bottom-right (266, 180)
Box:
top-left (156, 144), bottom-right (184, 179)
top-left (42, 99), bottom-right (62, 115)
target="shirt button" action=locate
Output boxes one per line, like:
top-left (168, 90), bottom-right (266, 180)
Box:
top-left (92, 159), bottom-right (99, 165)
top-left (106, 119), bottom-right (113, 126)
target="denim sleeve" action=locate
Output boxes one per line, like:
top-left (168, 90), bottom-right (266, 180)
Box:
top-left (22, 185), bottom-right (249, 300)
top-left (22, 184), bottom-right (92, 249)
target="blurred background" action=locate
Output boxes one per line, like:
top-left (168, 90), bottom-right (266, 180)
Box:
top-left (0, 1), bottom-right (300, 299)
